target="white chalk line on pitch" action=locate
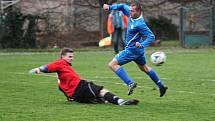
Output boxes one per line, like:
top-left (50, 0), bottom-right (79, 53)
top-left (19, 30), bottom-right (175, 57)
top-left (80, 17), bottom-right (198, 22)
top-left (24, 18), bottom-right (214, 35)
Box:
top-left (94, 76), bottom-right (169, 80)
top-left (8, 72), bottom-right (215, 97)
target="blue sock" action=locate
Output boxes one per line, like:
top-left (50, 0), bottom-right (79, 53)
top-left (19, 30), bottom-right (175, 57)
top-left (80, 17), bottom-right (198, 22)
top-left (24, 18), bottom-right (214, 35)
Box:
top-left (115, 67), bottom-right (134, 86)
top-left (147, 69), bottom-right (164, 89)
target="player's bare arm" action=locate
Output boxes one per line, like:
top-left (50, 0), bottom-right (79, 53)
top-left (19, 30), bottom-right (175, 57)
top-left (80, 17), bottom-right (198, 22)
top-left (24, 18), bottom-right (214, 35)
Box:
top-left (29, 65), bottom-right (48, 74)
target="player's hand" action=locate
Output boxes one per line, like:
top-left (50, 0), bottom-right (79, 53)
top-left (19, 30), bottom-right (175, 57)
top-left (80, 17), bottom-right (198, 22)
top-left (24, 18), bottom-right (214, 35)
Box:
top-left (29, 68), bottom-right (41, 74)
top-left (103, 4), bottom-right (109, 11)
top-left (135, 42), bottom-right (142, 48)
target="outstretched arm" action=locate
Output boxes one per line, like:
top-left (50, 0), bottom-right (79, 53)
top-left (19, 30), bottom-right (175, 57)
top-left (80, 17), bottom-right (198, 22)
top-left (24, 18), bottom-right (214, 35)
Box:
top-left (29, 60), bottom-right (61, 74)
top-left (103, 3), bottom-right (130, 17)
top-left (29, 65), bottom-right (48, 74)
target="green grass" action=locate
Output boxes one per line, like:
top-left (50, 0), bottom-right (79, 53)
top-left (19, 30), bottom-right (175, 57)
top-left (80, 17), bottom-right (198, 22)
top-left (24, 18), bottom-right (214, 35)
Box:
top-left (0, 45), bottom-right (215, 121)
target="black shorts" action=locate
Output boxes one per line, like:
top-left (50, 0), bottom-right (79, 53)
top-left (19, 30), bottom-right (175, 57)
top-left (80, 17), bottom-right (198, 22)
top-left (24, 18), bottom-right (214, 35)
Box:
top-left (71, 80), bottom-right (103, 103)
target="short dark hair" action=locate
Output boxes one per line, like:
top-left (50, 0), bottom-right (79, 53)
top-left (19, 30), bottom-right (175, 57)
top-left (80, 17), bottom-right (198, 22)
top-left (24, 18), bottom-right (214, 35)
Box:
top-left (109, 0), bottom-right (117, 4)
top-left (130, 1), bottom-right (142, 12)
top-left (60, 47), bottom-right (74, 56)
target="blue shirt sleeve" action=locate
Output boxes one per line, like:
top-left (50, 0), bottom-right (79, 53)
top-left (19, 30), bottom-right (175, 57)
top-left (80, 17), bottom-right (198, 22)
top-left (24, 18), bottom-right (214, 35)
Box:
top-left (109, 3), bottom-right (130, 17)
top-left (138, 23), bottom-right (155, 47)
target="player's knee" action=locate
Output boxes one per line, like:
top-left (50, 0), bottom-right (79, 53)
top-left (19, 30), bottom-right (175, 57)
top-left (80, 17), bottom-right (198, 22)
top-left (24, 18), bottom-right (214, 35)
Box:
top-left (108, 59), bottom-right (119, 68)
top-left (99, 88), bottom-right (109, 97)
top-left (108, 61), bottom-right (113, 68)
top-left (145, 66), bottom-right (152, 73)
top-left (108, 61), bottom-right (116, 69)
top-left (142, 65), bottom-right (151, 73)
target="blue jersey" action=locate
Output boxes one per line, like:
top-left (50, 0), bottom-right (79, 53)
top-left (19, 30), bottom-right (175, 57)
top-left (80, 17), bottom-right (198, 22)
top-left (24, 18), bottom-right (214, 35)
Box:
top-left (109, 4), bottom-right (155, 51)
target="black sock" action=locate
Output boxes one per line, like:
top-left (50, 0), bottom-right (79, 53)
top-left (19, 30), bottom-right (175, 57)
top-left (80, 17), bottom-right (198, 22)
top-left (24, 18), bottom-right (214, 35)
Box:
top-left (104, 92), bottom-right (122, 105)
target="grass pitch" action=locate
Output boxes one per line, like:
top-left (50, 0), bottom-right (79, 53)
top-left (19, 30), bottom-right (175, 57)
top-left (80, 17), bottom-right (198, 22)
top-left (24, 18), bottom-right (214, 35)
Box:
top-left (0, 45), bottom-right (215, 121)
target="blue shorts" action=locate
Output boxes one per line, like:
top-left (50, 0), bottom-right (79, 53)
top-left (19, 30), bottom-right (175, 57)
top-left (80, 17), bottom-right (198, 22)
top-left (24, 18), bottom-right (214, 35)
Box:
top-left (115, 49), bottom-right (146, 65)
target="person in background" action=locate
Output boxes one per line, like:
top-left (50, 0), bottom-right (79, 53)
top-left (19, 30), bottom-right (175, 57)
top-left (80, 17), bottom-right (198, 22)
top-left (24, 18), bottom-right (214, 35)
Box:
top-left (107, 0), bottom-right (128, 54)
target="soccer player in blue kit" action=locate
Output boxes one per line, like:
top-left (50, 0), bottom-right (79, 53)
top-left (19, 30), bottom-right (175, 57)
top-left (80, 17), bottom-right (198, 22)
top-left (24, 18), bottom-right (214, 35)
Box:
top-left (103, 1), bottom-right (168, 97)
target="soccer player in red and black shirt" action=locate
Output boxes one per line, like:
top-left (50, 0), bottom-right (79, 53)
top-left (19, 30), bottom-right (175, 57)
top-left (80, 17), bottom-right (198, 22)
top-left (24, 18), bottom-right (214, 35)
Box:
top-left (29, 47), bottom-right (138, 106)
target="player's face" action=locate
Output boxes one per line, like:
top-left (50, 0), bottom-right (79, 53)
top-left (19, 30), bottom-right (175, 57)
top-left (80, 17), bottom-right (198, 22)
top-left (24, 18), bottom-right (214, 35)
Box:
top-left (130, 6), bottom-right (140, 19)
top-left (62, 52), bottom-right (74, 63)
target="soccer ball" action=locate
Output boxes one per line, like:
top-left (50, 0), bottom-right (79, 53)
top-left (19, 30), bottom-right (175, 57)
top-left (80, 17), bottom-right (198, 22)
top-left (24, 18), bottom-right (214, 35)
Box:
top-left (150, 51), bottom-right (167, 66)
